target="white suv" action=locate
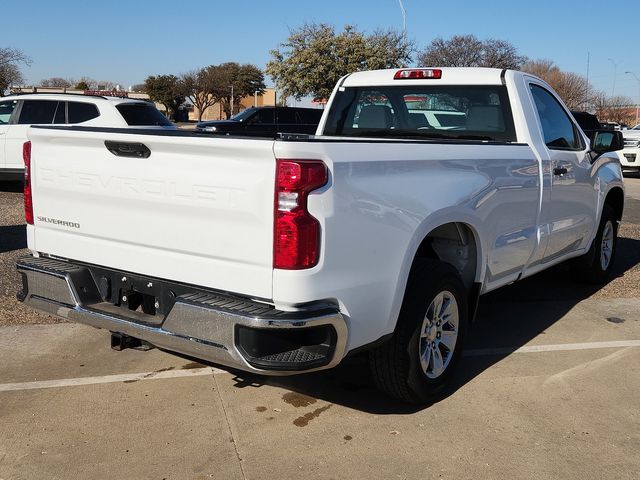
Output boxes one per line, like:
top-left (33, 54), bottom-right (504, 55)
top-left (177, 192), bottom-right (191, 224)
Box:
top-left (0, 93), bottom-right (175, 181)
top-left (617, 124), bottom-right (640, 173)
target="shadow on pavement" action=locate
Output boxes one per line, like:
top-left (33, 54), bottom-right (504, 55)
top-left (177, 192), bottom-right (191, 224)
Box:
top-left (0, 181), bottom-right (23, 193)
top-left (229, 234), bottom-right (640, 414)
top-left (0, 225), bottom-right (26, 253)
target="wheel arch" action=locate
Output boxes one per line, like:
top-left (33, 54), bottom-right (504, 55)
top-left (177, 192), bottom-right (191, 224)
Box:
top-left (604, 186), bottom-right (624, 222)
top-left (391, 216), bottom-right (486, 331)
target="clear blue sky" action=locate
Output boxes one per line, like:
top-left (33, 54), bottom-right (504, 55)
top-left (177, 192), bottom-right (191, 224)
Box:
top-left (3, 0), bottom-right (639, 102)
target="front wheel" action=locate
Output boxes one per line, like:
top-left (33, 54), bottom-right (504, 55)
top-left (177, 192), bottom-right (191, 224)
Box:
top-left (571, 205), bottom-right (618, 284)
top-left (370, 259), bottom-right (468, 404)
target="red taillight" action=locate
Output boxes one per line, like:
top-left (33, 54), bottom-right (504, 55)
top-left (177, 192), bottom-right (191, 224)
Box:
top-left (23, 141), bottom-right (33, 225)
top-left (394, 68), bottom-right (442, 80)
top-left (274, 160), bottom-right (327, 269)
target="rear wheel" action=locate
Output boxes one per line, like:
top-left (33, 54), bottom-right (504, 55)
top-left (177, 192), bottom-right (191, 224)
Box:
top-left (370, 259), bottom-right (468, 404)
top-left (571, 205), bottom-right (618, 284)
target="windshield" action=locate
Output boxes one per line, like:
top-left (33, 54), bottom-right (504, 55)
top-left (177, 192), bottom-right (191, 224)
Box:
top-left (633, 124), bottom-right (640, 130)
top-left (231, 108), bottom-right (256, 122)
top-left (323, 85), bottom-right (516, 142)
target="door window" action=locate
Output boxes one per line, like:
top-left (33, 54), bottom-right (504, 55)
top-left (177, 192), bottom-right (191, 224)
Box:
top-left (0, 100), bottom-right (18, 124)
top-left (530, 85), bottom-right (582, 150)
top-left (249, 109), bottom-right (275, 124)
top-left (18, 100), bottom-right (58, 124)
top-left (276, 109), bottom-right (296, 124)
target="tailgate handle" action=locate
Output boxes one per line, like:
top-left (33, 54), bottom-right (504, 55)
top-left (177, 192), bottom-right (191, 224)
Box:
top-left (104, 141), bottom-right (151, 158)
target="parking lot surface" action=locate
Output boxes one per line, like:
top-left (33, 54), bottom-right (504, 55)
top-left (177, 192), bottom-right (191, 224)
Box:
top-left (1, 179), bottom-right (640, 479)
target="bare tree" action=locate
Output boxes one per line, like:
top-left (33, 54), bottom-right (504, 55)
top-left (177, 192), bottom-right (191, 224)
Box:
top-left (417, 35), bottom-right (526, 69)
top-left (593, 92), bottom-right (636, 124)
top-left (521, 59), bottom-right (589, 109)
top-left (40, 77), bottom-right (73, 88)
top-left (181, 68), bottom-right (218, 121)
top-left (0, 47), bottom-right (32, 92)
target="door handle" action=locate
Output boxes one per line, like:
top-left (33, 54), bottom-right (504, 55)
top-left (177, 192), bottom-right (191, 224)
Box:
top-left (104, 141), bottom-right (151, 158)
top-left (553, 167), bottom-right (568, 176)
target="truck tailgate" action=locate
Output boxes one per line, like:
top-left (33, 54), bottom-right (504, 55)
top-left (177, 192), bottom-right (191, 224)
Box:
top-left (28, 127), bottom-right (276, 300)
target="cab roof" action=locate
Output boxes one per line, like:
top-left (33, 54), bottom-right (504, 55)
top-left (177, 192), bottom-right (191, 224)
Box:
top-left (340, 67), bottom-right (510, 87)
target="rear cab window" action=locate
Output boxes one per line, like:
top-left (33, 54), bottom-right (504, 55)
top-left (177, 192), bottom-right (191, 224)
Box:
top-left (115, 102), bottom-right (173, 126)
top-left (323, 85), bottom-right (516, 142)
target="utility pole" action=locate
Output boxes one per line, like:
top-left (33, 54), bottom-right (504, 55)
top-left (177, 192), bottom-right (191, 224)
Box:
top-left (584, 52), bottom-right (590, 110)
top-left (229, 85), bottom-right (234, 117)
top-left (608, 58), bottom-right (618, 97)
top-left (625, 71), bottom-right (640, 126)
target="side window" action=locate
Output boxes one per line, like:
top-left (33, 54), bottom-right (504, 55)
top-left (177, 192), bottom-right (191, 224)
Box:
top-left (254, 109), bottom-right (275, 124)
top-left (68, 102), bottom-right (100, 123)
top-left (0, 100), bottom-right (18, 124)
top-left (276, 109), bottom-right (296, 124)
top-left (530, 85), bottom-right (582, 150)
top-left (300, 109), bottom-right (322, 124)
top-left (18, 100), bottom-right (58, 124)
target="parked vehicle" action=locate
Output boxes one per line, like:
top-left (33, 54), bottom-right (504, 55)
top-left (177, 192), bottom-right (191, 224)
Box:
top-left (0, 93), bottom-right (175, 181)
top-left (617, 127), bottom-right (640, 173)
top-left (17, 68), bottom-right (624, 403)
top-left (571, 110), bottom-right (602, 140)
top-left (195, 106), bottom-right (322, 137)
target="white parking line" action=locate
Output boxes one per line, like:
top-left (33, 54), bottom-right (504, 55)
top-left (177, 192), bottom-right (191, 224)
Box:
top-left (1, 340), bottom-right (639, 393)
top-left (0, 367), bottom-right (224, 393)
top-left (465, 340), bottom-right (640, 356)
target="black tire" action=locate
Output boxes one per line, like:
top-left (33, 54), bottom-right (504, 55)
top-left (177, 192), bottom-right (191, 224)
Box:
top-left (571, 205), bottom-right (618, 284)
top-left (369, 259), bottom-right (468, 404)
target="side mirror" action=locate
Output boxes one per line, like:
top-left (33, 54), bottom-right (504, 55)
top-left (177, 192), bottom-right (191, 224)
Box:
top-left (590, 130), bottom-right (624, 155)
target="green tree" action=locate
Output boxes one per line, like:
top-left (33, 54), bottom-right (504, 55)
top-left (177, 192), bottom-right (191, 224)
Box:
top-left (74, 81), bottom-right (90, 90)
top-left (143, 74), bottom-right (185, 119)
top-left (204, 62), bottom-right (266, 119)
top-left (0, 47), bottom-right (31, 93)
top-left (181, 68), bottom-right (218, 121)
top-left (267, 23), bottom-right (413, 102)
top-left (417, 34), bottom-right (526, 69)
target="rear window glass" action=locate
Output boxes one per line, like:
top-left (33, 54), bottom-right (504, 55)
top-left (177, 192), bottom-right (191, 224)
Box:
top-left (68, 102), bottom-right (99, 123)
top-left (116, 103), bottom-right (173, 126)
top-left (323, 85), bottom-right (516, 142)
top-left (18, 100), bottom-right (58, 124)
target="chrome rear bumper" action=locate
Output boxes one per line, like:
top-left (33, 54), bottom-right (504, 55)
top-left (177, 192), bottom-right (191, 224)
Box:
top-left (17, 256), bottom-right (347, 375)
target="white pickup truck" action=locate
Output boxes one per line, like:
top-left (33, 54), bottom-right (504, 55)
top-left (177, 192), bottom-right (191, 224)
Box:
top-left (17, 68), bottom-right (625, 403)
